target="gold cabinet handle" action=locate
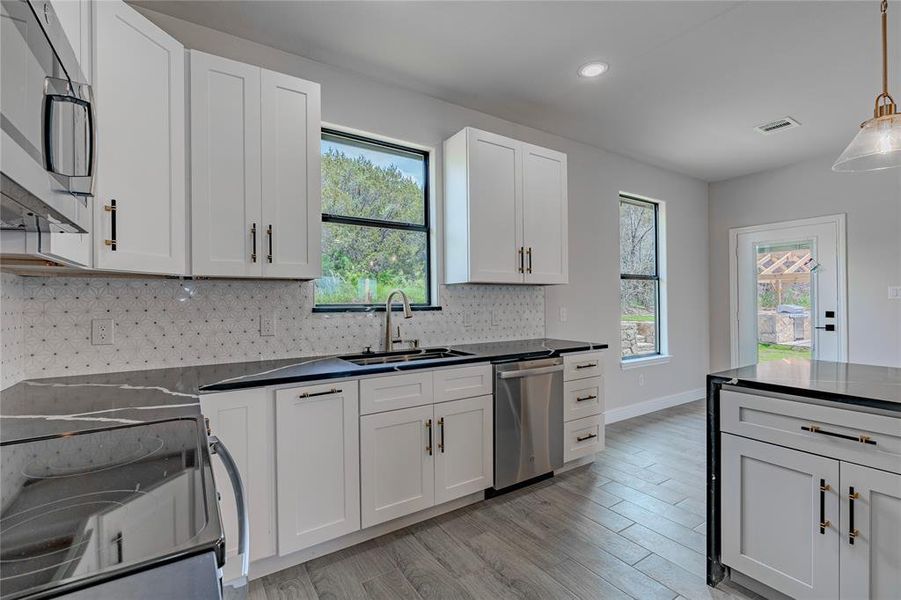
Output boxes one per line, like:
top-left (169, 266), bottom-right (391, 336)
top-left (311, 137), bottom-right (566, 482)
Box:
top-left (425, 418), bottom-right (433, 455)
top-left (438, 417), bottom-right (445, 453)
top-left (104, 200), bottom-right (117, 250)
top-left (518, 247), bottom-right (524, 273)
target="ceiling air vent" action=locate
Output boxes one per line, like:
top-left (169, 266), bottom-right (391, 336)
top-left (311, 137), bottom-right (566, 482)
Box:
top-left (755, 117), bottom-right (801, 135)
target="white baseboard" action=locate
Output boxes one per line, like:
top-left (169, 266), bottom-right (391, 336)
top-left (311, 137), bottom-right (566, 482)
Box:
top-left (604, 387), bottom-right (704, 424)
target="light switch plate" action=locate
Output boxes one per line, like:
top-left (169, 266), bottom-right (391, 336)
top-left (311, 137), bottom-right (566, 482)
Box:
top-left (91, 318), bottom-right (115, 345)
top-left (889, 286), bottom-right (901, 300)
top-left (260, 312), bottom-right (277, 337)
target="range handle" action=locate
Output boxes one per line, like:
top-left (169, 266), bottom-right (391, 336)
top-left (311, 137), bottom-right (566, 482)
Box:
top-left (210, 435), bottom-right (250, 593)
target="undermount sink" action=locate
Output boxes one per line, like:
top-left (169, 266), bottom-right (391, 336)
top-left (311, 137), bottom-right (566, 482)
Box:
top-left (339, 347), bottom-right (473, 366)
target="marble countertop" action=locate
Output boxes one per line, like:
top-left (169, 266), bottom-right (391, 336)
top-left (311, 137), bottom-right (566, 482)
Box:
top-left (710, 359), bottom-right (901, 413)
top-left (0, 338), bottom-right (606, 443)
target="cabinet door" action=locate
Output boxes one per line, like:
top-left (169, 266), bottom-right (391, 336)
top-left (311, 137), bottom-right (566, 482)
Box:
top-left (261, 69), bottom-right (321, 279)
top-left (93, 0), bottom-right (186, 275)
top-left (839, 463), bottom-right (901, 600)
top-left (466, 128), bottom-right (523, 283)
top-left (434, 395), bottom-right (493, 504)
top-left (276, 383), bottom-right (360, 555)
top-left (50, 0), bottom-right (92, 83)
top-left (722, 434), bottom-right (839, 600)
top-left (522, 143), bottom-right (568, 284)
top-left (200, 389), bottom-right (276, 567)
top-left (360, 404), bottom-right (435, 528)
top-left (189, 51), bottom-right (262, 277)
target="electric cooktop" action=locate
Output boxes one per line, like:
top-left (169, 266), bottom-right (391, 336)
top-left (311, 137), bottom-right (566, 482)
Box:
top-left (0, 418), bottom-right (223, 599)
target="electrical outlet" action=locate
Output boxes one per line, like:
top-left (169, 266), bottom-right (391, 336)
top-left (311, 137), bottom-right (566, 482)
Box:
top-left (260, 312), bottom-right (277, 337)
top-left (559, 306), bottom-right (567, 322)
top-left (91, 318), bottom-right (115, 345)
top-left (889, 286), bottom-right (901, 300)
top-left (638, 373), bottom-right (645, 386)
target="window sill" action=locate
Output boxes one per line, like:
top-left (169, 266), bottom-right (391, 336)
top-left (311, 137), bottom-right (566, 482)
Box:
top-left (621, 354), bottom-right (672, 370)
top-left (313, 305), bottom-right (442, 313)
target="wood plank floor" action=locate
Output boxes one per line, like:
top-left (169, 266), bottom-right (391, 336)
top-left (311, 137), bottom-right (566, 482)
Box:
top-left (251, 400), bottom-right (760, 600)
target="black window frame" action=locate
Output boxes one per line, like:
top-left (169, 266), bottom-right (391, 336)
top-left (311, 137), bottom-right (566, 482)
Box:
top-left (619, 194), bottom-right (661, 360)
top-left (314, 128), bottom-right (435, 312)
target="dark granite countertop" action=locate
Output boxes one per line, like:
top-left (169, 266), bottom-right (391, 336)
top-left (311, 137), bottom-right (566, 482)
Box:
top-left (710, 359), bottom-right (901, 413)
top-left (0, 338), bottom-right (605, 443)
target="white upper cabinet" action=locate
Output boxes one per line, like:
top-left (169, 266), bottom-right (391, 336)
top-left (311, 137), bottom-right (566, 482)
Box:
top-left (92, 0), bottom-right (186, 275)
top-left (50, 0), bottom-right (92, 83)
top-left (444, 127), bottom-right (568, 285)
top-left (260, 69), bottom-right (321, 279)
top-left (190, 52), bottom-right (262, 277)
top-left (190, 52), bottom-right (321, 279)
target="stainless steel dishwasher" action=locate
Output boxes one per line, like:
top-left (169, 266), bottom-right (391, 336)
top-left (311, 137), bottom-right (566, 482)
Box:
top-left (492, 357), bottom-right (564, 492)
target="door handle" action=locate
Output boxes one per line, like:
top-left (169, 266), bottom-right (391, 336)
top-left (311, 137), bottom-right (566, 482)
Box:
top-left (819, 479), bottom-right (830, 534)
top-left (266, 224), bottom-right (273, 263)
top-left (848, 487), bottom-right (859, 544)
top-left (526, 247), bottom-right (532, 273)
top-left (425, 419), bottom-right (433, 455)
top-left (576, 394), bottom-right (598, 402)
top-left (209, 436), bottom-right (250, 583)
top-left (576, 432), bottom-right (598, 442)
top-left (104, 200), bottom-right (117, 250)
top-left (498, 364), bottom-right (565, 379)
top-left (814, 324), bottom-right (835, 331)
top-left (250, 223), bottom-right (257, 263)
top-left (518, 247), bottom-right (524, 273)
top-left (438, 417), bottom-right (445, 453)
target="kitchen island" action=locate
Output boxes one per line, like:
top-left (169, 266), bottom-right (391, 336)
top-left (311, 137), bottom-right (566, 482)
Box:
top-left (706, 359), bottom-right (900, 599)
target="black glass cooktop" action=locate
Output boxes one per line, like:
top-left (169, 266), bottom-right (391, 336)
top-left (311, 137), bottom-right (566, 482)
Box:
top-left (0, 418), bottom-right (223, 599)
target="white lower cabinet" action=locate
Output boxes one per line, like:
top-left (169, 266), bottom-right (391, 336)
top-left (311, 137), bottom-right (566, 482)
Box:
top-left (360, 404), bottom-right (435, 528)
top-left (839, 463), bottom-right (901, 600)
top-left (361, 393), bottom-right (494, 528)
top-left (722, 433), bottom-right (840, 599)
top-left (275, 382), bottom-right (360, 555)
top-left (200, 389), bottom-right (277, 566)
top-left (434, 395), bottom-right (493, 504)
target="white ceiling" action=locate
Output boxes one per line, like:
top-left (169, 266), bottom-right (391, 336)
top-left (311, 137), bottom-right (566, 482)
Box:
top-left (136, 1), bottom-right (901, 182)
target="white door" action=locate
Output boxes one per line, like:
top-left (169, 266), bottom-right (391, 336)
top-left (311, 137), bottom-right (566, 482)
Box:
top-left (276, 383), bottom-right (360, 555)
top-left (466, 128), bottom-right (523, 283)
top-left (93, 0), bottom-right (186, 275)
top-left (360, 404), bottom-right (435, 528)
top-left (189, 51), bottom-right (262, 277)
top-left (434, 395), bottom-right (493, 504)
top-left (839, 462), bottom-right (901, 600)
top-left (200, 389), bottom-right (276, 569)
top-left (522, 143), bottom-right (568, 284)
top-left (261, 69), bottom-right (321, 279)
top-left (721, 434), bottom-right (839, 600)
top-left (732, 215), bottom-right (847, 367)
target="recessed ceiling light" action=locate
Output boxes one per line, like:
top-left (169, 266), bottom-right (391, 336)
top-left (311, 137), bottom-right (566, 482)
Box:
top-left (578, 61), bottom-right (609, 78)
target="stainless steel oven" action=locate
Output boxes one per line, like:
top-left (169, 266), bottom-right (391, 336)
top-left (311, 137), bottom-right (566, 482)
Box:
top-left (492, 357), bottom-right (564, 492)
top-left (1, 0), bottom-right (94, 234)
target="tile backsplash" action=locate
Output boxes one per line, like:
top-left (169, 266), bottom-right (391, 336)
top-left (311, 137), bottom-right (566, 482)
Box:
top-left (0, 273), bottom-right (545, 385)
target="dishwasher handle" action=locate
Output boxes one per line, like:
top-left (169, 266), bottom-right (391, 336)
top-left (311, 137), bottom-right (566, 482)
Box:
top-left (498, 364), bottom-right (565, 379)
top-left (209, 435), bottom-right (250, 591)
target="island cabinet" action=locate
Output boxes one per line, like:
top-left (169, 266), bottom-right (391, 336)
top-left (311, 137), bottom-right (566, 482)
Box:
top-left (444, 127), bottom-right (567, 285)
top-left (189, 51), bottom-right (321, 279)
top-left (92, 0), bottom-right (187, 275)
top-left (719, 386), bottom-right (901, 600)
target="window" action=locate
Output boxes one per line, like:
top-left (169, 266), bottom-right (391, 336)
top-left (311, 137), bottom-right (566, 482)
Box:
top-left (316, 129), bottom-right (431, 309)
top-left (619, 195), bottom-right (665, 360)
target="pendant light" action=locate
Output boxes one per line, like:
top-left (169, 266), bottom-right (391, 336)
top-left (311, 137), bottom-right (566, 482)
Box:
top-left (833, 0), bottom-right (901, 172)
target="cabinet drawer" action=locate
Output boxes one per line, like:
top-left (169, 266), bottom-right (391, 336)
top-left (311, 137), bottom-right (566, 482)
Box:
top-left (360, 371), bottom-right (434, 415)
top-left (433, 364), bottom-right (492, 403)
top-left (721, 386), bottom-right (901, 474)
top-left (563, 377), bottom-right (604, 422)
top-left (563, 352), bottom-right (604, 381)
top-left (563, 414), bottom-right (604, 463)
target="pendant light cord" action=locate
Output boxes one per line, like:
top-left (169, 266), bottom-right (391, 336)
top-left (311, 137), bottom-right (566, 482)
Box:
top-left (875, 0), bottom-right (896, 115)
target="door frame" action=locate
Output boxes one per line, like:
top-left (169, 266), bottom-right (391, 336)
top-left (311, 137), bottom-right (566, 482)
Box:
top-left (729, 214), bottom-right (848, 368)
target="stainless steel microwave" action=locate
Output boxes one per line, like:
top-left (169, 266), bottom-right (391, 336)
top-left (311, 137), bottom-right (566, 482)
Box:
top-left (1, 0), bottom-right (94, 234)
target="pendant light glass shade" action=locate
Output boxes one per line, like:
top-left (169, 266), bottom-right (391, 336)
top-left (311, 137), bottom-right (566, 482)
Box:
top-left (832, 114), bottom-right (901, 172)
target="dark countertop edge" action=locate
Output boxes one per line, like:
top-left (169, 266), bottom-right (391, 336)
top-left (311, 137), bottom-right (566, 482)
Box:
top-left (201, 342), bottom-right (607, 392)
top-left (706, 374), bottom-right (901, 414)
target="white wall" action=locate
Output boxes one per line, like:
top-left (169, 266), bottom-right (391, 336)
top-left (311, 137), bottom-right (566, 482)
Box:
top-left (139, 7), bottom-right (713, 414)
top-left (709, 153), bottom-right (901, 370)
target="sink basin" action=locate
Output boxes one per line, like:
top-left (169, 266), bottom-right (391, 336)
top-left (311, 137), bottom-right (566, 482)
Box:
top-left (339, 347), bottom-right (473, 366)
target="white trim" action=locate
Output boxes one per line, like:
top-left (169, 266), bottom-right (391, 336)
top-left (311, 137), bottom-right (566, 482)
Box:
top-left (604, 387), bottom-right (704, 424)
top-left (728, 214), bottom-right (848, 368)
top-left (621, 354), bottom-right (672, 370)
top-left (247, 490), bottom-right (483, 580)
